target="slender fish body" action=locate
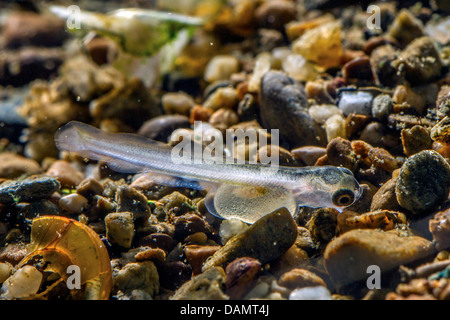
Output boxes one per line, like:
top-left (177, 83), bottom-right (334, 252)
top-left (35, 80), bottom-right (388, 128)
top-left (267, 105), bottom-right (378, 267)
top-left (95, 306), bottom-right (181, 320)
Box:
top-left (55, 121), bottom-right (362, 223)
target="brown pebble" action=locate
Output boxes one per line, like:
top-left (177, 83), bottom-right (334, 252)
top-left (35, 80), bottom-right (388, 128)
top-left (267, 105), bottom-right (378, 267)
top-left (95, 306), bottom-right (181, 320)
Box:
top-left (401, 125), bottom-right (432, 156)
top-left (291, 146), bottom-right (326, 166)
top-left (324, 229), bottom-right (434, 286)
top-left (368, 147), bottom-right (398, 172)
top-left (345, 114), bottom-right (371, 138)
top-left (0, 243), bottom-right (27, 266)
top-left (135, 247), bottom-right (166, 264)
top-left (76, 177), bottom-right (104, 199)
top-left (225, 257), bottom-right (261, 299)
top-left (370, 178), bottom-right (402, 212)
top-left (429, 208), bottom-right (450, 251)
top-left (0, 152), bottom-right (41, 179)
top-left (254, 1), bottom-right (296, 31)
top-left (326, 137), bottom-right (357, 172)
top-left (342, 57), bottom-right (374, 81)
top-left (46, 160), bottom-right (84, 188)
top-left (138, 233), bottom-right (175, 252)
top-left (185, 245), bottom-right (221, 275)
top-left (184, 232), bottom-right (208, 245)
top-left (278, 268), bottom-right (326, 290)
top-left (256, 145), bottom-right (298, 166)
top-left (209, 108), bottom-right (239, 131)
top-left (173, 214), bottom-right (211, 241)
top-left (190, 105), bottom-right (214, 123)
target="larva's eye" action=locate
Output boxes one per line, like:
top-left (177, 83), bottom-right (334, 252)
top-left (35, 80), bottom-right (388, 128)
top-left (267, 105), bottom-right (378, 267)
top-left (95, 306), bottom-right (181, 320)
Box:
top-left (332, 189), bottom-right (355, 207)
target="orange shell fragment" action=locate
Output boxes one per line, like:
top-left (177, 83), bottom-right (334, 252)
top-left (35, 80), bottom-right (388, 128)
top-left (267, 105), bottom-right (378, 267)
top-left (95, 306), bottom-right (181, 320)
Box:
top-left (20, 216), bottom-right (112, 300)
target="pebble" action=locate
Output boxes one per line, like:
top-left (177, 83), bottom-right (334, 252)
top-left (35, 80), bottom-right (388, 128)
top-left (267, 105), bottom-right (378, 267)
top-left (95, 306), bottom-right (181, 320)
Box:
top-left (158, 261), bottom-right (192, 291)
top-left (326, 137), bottom-right (357, 172)
top-left (171, 266), bottom-right (228, 300)
top-left (203, 87), bottom-right (238, 111)
top-left (429, 208), bottom-right (450, 251)
top-left (134, 247), bottom-right (166, 264)
top-left (0, 152), bottom-right (41, 179)
top-left (338, 210), bottom-right (407, 234)
top-left (174, 214), bottom-right (211, 242)
top-left (219, 218), bottom-right (249, 245)
top-left (324, 229), bottom-right (434, 286)
top-left (204, 55), bottom-right (240, 83)
top-left (282, 53), bottom-right (318, 82)
top-left (291, 146), bottom-right (327, 166)
top-left (248, 52), bottom-right (272, 93)
top-left (208, 108), bottom-right (239, 131)
top-left (256, 145), bottom-right (298, 166)
top-left (59, 193), bottom-right (88, 214)
top-left (387, 9), bottom-right (425, 48)
top-left (278, 268), bottom-right (326, 290)
top-left (46, 160), bottom-right (84, 189)
top-left (437, 86), bottom-right (450, 118)
top-left (395, 150), bottom-right (450, 214)
top-left (289, 286), bottom-right (333, 300)
top-left (105, 212), bottom-right (135, 249)
top-left (305, 80), bottom-right (336, 105)
top-left (306, 208), bottom-right (338, 244)
top-left (0, 47), bottom-right (65, 87)
top-left (0, 176), bottom-right (60, 205)
top-left (76, 177), bottom-right (104, 199)
top-left (225, 257), bottom-right (261, 299)
top-left (401, 125), bottom-right (432, 157)
top-left (342, 57), bottom-right (374, 82)
top-left (185, 245), bottom-right (221, 275)
top-left (368, 147), bottom-right (398, 172)
top-left (115, 185), bottom-right (151, 222)
top-left (254, 0), bottom-right (296, 31)
top-left (84, 36), bottom-right (118, 66)
top-left (431, 117), bottom-right (450, 146)
top-left (138, 115), bottom-right (191, 143)
top-left (308, 104), bottom-right (343, 125)
top-left (358, 122), bottom-right (387, 148)
top-left (159, 191), bottom-right (195, 217)
top-left (292, 21), bottom-right (343, 69)
top-left (138, 233), bottom-right (175, 252)
top-left (338, 89), bottom-right (378, 116)
top-left (371, 94), bottom-right (393, 121)
top-left (325, 114), bottom-right (347, 143)
top-left (259, 71), bottom-right (326, 148)
top-left (2, 12), bottom-right (67, 49)
top-left (392, 85), bottom-right (427, 115)
top-left (394, 36), bottom-right (443, 85)
top-left (202, 208), bottom-right (298, 272)
top-left (370, 44), bottom-right (401, 87)
top-left (162, 92), bottom-right (195, 116)
top-left (112, 261), bottom-right (159, 297)
top-left (370, 178), bottom-right (401, 212)
top-left (0, 262), bottom-right (11, 284)
top-left (1, 265), bottom-right (43, 299)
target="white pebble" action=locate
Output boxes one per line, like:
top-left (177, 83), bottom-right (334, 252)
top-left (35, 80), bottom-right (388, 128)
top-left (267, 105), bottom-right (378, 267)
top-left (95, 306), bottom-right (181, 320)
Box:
top-left (59, 193), bottom-right (89, 214)
top-left (204, 55), bottom-right (240, 83)
top-left (219, 218), bottom-right (249, 245)
top-left (203, 87), bottom-right (238, 111)
top-left (325, 113), bottom-right (346, 142)
top-left (282, 53), bottom-right (318, 82)
top-left (162, 92), bottom-right (195, 116)
top-left (309, 104), bottom-right (343, 124)
top-left (1, 265), bottom-right (43, 299)
top-left (0, 262), bottom-right (12, 284)
top-left (248, 52), bottom-right (273, 93)
top-left (289, 286), bottom-right (333, 300)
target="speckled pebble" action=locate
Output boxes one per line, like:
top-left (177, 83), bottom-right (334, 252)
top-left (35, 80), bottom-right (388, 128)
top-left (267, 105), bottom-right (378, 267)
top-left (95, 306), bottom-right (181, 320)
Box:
top-left (429, 208), bottom-right (450, 251)
top-left (401, 125), bottom-right (433, 157)
top-left (324, 229), bottom-right (434, 286)
top-left (202, 208), bottom-right (298, 272)
top-left (171, 266), bottom-right (228, 300)
top-left (105, 212), bottom-right (135, 249)
top-left (0, 176), bottom-right (60, 205)
top-left (396, 150), bottom-right (450, 214)
top-left (112, 261), bottom-right (159, 297)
